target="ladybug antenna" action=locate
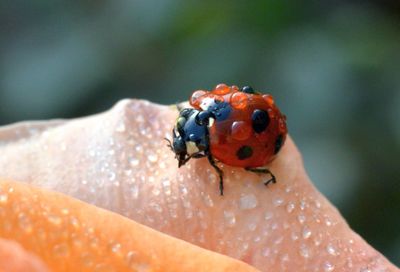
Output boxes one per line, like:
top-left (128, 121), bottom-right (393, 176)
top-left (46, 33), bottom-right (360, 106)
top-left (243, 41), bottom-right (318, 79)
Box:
top-left (164, 137), bottom-right (173, 151)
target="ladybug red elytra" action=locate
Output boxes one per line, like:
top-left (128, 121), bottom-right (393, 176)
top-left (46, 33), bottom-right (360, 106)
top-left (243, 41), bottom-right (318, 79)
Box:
top-left (167, 84), bottom-right (287, 195)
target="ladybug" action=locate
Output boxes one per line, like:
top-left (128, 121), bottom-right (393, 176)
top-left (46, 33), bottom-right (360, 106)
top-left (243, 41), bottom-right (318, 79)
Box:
top-left (167, 84), bottom-right (287, 195)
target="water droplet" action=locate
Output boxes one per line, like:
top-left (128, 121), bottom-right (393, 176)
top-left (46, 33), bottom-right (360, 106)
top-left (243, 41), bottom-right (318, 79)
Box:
top-left (111, 243), bottom-right (121, 253)
top-left (326, 244), bottom-right (338, 256)
top-left (61, 208), bottom-right (69, 215)
top-left (53, 243), bottom-right (69, 257)
top-left (129, 157), bottom-right (140, 166)
top-left (299, 199), bottom-right (307, 210)
top-left (70, 217), bottom-right (80, 229)
top-left (299, 244), bottom-right (310, 258)
top-left (202, 193), bottom-right (214, 207)
top-left (147, 153), bottom-right (158, 163)
top-left (48, 214), bottom-right (62, 225)
top-left (116, 122), bottom-right (126, 132)
top-left (302, 226), bottom-right (312, 239)
top-left (346, 257), bottom-right (353, 268)
top-left (360, 268), bottom-right (371, 272)
top-left (239, 194), bottom-right (258, 210)
top-left (325, 217), bottom-right (333, 226)
top-left (134, 263), bottom-right (150, 272)
top-left (273, 197), bottom-right (284, 206)
top-left (108, 172), bottom-right (116, 181)
top-left (81, 253), bottom-right (94, 267)
top-left (18, 213), bottom-right (33, 233)
top-left (264, 211), bottom-right (273, 220)
top-left (94, 263), bottom-right (115, 272)
top-left (286, 202), bottom-right (295, 213)
top-left (0, 192), bottom-right (8, 204)
top-left (262, 247), bottom-right (271, 257)
top-left (130, 184), bottom-right (139, 199)
top-left (297, 214), bottom-right (306, 224)
top-left (248, 223), bottom-right (257, 231)
top-left (149, 203), bottom-right (162, 213)
top-left (152, 186), bottom-right (161, 196)
top-left (162, 177), bottom-right (171, 195)
top-left (223, 211), bottom-right (236, 227)
top-left (274, 236), bottom-right (283, 244)
top-left (280, 253), bottom-right (289, 262)
top-left (125, 251), bottom-right (138, 268)
top-left (323, 261), bottom-right (335, 271)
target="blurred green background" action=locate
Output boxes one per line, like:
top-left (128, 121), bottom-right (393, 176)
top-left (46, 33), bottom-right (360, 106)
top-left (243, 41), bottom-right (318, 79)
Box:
top-left (0, 0), bottom-right (399, 265)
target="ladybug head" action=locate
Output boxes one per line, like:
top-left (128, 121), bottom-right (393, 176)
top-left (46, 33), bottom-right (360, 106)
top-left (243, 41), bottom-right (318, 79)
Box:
top-left (168, 108), bottom-right (211, 167)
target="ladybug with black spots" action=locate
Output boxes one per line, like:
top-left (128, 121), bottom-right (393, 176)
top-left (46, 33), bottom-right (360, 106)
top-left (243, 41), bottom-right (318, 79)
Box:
top-left (167, 84), bottom-right (287, 195)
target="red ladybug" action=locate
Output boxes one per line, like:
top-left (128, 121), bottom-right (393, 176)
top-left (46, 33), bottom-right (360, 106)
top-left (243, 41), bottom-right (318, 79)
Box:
top-left (168, 84), bottom-right (287, 195)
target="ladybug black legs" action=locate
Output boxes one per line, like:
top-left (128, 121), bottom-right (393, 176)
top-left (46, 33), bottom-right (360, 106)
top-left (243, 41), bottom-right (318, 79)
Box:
top-left (207, 154), bottom-right (224, 196)
top-left (245, 167), bottom-right (276, 186)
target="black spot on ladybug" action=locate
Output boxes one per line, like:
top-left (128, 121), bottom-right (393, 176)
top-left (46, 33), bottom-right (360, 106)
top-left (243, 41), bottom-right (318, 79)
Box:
top-left (252, 109), bottom-right (270, 133)
top-left (241, 86), bottom-right (255, 94)
top-left (236, 145), bottom-right (253, 160)
top-left (274, 134), bottom-right (283, 154)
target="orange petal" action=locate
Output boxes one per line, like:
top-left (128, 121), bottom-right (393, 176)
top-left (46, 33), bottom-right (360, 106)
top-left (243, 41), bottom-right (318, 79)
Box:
top-left (0, 180), bottom-right (258, 272)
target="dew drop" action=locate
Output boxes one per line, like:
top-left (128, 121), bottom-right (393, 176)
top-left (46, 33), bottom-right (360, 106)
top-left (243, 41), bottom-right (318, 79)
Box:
top-left (152, 186), bottom-right (161, 196)
top-left (264, 211), bottom-right (273, 220)
top-left (299, 244), bottom-right (310, 258)
top-left (273, 197), bottom-right (284, 207)
top-left (297, 214), bottom-right (306, 224)
top-left (0, 192), bottom-right (8, 204)
top-left (147, 153), bottom-right (158, 163)
top-left (248, 223), bottom-right (257, 231)
top-left (149, 203), bottom-right (162, 213)
top-left (202, 193), bottom-right (214, 207)
top-left (81, 253), bottom-right (94, 267)
top-left (274, 236), bottom-right (283, 244)
top-left (239, 194), bottom-right (258, 210)
top-left (111, 243), bottom-right (121, 253)
top-left (94, 263), bottom-right (115, 272)
top-left (53, 243), bottom-right (69, 257)
top-left (291, 231), bottom-right (299, 241)
top-left (129, 184), bottom-right (139, 199)
top-left (116, 122), bottom-right (126, 132)
top-left (323, 261), bottom-right (335, 271)
top-left (302, 226), bottom-right (312, 239)
top-left (129, 158), bottom-right (140, 167)
top-left (326, 243), bottom-right (338, 256)
top-left (299, 199), bottom-right (307, 210)
top-left (47, 214), bottom-right (62, 226)
top-left (280, 253), bottom-right (289, 262)
top-left (61, 208), bottom-right (69, 215)
top-left (108, 172), bottom-right (116, 181)
top-left (70, 217), bottom-right (80, 229)
top-left (286, 202), bottom-right (295, 213)
top-left (360, 267), bottom-right (371, 272)
top-left (125, 251), bottom-right (137, 267)
top-left (262, 247), bottom-right (271, 257)
top-left (162, 177), bottom-right (172, 196)
top-left (223, 211), bottom-right (236, 227)
top-left (325, 217), bottom-right (333, 227)
top-left (18, 213), bottom-right (33, 233)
